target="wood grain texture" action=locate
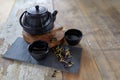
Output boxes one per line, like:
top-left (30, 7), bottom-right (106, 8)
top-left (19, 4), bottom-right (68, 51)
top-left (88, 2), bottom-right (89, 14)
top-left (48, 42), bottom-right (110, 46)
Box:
top-left (54, 0), bottom-right (120, 80)
top-left (0, 0), bottom-right (120, 80)
top-left (22, 26), bottom-right (64, 48)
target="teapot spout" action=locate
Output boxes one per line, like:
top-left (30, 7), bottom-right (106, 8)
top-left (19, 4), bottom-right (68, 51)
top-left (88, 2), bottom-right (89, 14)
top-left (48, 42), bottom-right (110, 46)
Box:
top-left (52, 10), bottom-right (58, 21)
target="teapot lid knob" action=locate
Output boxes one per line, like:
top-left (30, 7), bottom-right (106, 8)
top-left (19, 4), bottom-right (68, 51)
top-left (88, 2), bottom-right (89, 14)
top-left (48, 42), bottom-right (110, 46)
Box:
top-left (35, 5), bottom-right (39, 11)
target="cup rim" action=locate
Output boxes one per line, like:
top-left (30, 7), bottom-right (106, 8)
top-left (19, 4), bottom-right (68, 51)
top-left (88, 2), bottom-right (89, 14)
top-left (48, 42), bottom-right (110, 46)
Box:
top-left (28, 40), bottom-right (49, 53)
top-left (65, 29), bottom-right (83, 37)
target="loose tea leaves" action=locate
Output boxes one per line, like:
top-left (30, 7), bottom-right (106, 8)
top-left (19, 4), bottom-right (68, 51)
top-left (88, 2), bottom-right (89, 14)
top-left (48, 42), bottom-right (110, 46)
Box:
top-left (52, 45), bottom-right (74, 68)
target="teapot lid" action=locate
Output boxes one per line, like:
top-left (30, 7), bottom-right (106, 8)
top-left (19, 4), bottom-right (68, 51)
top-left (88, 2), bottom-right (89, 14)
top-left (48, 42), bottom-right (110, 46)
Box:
top-left (27, 5), bottom-right (48, 15)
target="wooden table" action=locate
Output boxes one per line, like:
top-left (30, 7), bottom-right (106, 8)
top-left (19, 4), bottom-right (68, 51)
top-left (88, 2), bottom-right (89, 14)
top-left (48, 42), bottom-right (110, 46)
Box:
top-left (0, 0), bottom-right (120, 80)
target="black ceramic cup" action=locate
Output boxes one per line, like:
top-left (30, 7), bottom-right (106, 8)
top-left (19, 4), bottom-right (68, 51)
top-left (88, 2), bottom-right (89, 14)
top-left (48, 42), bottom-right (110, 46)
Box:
top-left (28, 40), bottom-right (49, 61)
top-left (64, 29), bottom-right (83, 46)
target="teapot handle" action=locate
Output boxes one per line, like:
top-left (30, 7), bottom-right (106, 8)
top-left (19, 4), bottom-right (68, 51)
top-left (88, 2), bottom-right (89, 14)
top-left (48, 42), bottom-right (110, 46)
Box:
top-left (19, 11), bottom-right (27, 28)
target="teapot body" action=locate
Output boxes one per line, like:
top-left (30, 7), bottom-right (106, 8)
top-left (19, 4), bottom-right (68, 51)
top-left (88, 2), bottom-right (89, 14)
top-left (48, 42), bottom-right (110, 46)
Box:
top-left (19, 5), bottom-right (57, 35)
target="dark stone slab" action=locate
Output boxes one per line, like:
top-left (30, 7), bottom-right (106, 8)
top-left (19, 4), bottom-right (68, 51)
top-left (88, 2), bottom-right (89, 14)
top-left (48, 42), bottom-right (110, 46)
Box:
top-left (2, 37), bottom-right (82, 73)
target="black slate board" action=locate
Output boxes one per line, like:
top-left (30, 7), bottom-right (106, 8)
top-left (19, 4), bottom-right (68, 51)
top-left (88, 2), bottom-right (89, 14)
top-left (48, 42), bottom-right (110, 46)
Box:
top-left (2, 37), bottom-right (82, 73)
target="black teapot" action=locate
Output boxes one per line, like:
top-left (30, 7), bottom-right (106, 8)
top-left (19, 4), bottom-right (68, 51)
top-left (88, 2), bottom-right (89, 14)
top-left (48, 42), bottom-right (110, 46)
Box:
top-left (19, 5), bottom-right (57, 35)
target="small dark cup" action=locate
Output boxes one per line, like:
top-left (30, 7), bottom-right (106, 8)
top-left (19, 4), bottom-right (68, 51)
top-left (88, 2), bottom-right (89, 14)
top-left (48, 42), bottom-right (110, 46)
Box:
top-left (64, 29), bottom-right (83, 46)
top-left (28, 40), bottom-right (49, 61)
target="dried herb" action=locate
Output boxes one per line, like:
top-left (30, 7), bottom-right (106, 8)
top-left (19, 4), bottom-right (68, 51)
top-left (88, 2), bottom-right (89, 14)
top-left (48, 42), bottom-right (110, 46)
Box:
top-left (52, 45), bottom-right (74, 68)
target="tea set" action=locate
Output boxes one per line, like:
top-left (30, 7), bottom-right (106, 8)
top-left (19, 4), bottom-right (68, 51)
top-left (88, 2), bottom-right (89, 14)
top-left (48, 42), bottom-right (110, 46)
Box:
top-left (19, 5), bottom-right (83, 68)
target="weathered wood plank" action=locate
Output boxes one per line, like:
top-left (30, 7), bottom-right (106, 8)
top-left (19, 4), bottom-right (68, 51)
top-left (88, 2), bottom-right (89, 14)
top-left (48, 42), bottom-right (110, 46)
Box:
top-left (0, 0), bottom-right (62, 80)
top-left (75, 0), bottom-right (120, 80)
top-left (104, 50), bottom-right (120, 79)
top-left (54, 0), bottom-right (120, 80)
top-left (54, 0), bottom-right (103, 80)
top-left (0, 0), bottom-right (15, 24)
